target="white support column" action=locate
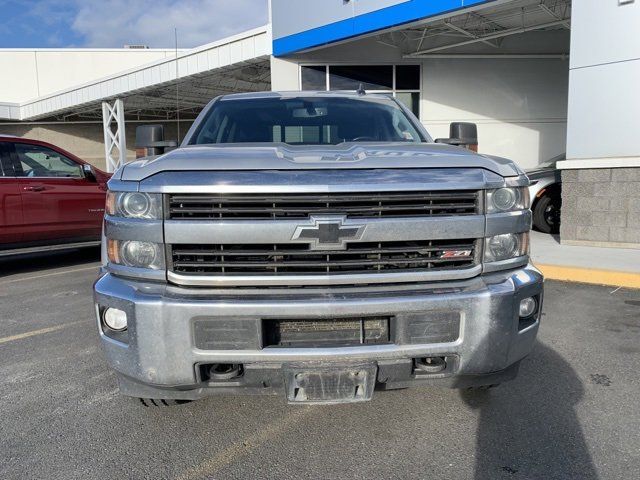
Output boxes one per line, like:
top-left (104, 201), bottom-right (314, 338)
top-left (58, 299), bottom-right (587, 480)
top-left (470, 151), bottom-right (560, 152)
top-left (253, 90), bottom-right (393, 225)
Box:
top-left (102, 99), bottom-right (127, 173)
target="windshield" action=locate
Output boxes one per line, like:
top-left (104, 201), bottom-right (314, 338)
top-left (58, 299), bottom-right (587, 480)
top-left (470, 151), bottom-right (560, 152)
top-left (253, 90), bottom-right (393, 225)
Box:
top-left (188, 96), bottom-right (427, 145)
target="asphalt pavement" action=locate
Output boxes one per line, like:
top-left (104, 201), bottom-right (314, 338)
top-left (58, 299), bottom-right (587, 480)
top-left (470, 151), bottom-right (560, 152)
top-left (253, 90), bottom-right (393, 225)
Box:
top-left (1, 249), bottom-right (639, 480)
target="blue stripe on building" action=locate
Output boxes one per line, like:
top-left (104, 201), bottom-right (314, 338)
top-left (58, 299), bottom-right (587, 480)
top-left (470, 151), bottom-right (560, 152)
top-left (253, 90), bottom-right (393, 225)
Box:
top-left (273, 0), bottom-right (496, 56)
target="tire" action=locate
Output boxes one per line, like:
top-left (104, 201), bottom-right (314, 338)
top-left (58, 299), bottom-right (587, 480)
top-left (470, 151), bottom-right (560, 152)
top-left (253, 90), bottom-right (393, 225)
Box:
top-left (533, 193), bottom-right (561, 234)
top-left (138, 398), bottom-right (192, 407)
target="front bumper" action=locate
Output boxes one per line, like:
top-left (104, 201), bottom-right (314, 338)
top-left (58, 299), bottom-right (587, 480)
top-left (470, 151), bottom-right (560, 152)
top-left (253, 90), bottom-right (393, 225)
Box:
top-left (93, 265), bottom-right (543, 400)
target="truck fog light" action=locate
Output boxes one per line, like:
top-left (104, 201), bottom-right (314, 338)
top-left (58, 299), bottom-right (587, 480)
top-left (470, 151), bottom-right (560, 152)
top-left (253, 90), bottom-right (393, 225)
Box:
top-left (103, 308), bottom-right (127, 331)
top-left (519, 297), bottom-right (537, 318)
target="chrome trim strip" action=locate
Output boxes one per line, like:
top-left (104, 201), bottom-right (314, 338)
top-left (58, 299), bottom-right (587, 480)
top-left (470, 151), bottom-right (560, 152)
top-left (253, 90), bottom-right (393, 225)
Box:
top-left (0, 241), bottom-right (100, 257)
top-left (167, 265), bottom-right (482, 287)
top-left (164, 215), bottom-right (485, 244)
top-left (191, 342), bottom-right (463, 363)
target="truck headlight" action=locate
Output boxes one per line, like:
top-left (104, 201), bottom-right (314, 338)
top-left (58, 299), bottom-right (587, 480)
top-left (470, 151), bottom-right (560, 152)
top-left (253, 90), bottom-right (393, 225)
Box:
top-left (484, 232), bottom-right (529, 262)
top-left (107, 239), bottom-right (165, 270)
top-left (106, 191), bottom-right (162, 219)
top-left (486, 188), bottom-right (529, 213)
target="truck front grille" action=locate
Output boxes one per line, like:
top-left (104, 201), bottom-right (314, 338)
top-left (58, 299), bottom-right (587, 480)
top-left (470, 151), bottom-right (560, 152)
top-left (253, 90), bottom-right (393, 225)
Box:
top-left (169, 239), bottom-right (477, 276)
top-left (168, 191), bottom-right (479, 220)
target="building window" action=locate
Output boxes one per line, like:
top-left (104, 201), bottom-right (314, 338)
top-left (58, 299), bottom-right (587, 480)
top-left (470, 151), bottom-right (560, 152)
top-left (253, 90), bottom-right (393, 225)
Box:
top-left (300, 65), bottom-right (327, 91)
top-left (300, 64), bottom-right (421, 117)
top-left (330, 65), bottom-right (393, 90)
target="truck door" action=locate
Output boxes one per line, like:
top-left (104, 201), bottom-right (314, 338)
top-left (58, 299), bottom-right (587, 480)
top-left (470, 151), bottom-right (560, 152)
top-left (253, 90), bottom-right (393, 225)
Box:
top-left (0, 142), bottom-right (24, 247)
top-left (10, 142), bottom-right (105, 243)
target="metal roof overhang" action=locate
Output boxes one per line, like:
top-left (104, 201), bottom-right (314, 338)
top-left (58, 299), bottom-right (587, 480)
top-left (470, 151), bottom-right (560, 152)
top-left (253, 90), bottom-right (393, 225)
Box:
top-left (272, 0), bottom-right (499, 56)
top-left (275, 0), bottom-right (571, 58)
top-left (0, 26), bottom-right (271, 122)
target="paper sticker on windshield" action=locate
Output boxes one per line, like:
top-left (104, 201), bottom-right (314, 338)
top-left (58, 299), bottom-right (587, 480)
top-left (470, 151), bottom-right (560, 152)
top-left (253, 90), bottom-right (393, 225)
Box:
top-left (401, 131), bottom-right (414, 140)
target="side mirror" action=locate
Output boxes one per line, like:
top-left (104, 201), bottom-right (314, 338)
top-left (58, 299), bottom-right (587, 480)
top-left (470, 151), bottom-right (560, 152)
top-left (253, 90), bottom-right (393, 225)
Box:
top-left (435, 122), bottom-right (478, 152)
top-left (135, 125), bottom-right (178, 158)
top-left (82, 163), bottom-right (96, 182)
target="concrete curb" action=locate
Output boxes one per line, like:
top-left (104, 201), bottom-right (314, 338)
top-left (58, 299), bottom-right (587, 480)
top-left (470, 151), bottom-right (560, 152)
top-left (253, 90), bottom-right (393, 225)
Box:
top-left (536, 264), bottom-right (640, 289)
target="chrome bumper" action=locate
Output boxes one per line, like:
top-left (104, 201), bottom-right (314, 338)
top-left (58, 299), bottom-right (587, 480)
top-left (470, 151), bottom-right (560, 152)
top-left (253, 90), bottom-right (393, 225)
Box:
top-left (94, 265), bottom-right (543, 398)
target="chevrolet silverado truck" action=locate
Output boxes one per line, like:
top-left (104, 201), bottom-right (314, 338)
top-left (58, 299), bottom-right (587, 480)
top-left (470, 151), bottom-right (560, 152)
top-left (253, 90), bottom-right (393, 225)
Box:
top-left (94, 91), bottom-right (543, 406)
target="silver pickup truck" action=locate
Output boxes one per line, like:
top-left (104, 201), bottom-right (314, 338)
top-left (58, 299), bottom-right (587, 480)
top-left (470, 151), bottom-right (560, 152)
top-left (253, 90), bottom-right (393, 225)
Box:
top-left (94, 91), bottom-right (543, 405)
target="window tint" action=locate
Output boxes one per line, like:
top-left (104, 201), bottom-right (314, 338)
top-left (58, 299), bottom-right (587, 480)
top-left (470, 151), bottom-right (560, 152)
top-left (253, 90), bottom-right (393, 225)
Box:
top-left (301, 66), bottom-right (327, 90)
top-left (329, 66), bottom-right (393, 91)
top-left (396, 65), bottom-right (420, 90)
top-left (0, 143), bottom-right (9, 176)
top-left (190, 96), bottom-right (426, 145)
top-left (301, 65), bottom-right (421, 117)
top-left (14, 143), bottom-right (82, 178)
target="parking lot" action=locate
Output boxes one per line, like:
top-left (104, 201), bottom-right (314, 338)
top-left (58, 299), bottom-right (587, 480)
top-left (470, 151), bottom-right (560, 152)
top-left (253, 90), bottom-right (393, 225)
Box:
top-left (1, 249), bottom-right (639, 480)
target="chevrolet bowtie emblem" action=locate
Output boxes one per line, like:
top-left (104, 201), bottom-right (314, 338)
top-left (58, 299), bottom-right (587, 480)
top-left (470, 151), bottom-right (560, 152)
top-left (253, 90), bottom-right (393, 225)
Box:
top-left (292, 216), bottom-right (366, 250)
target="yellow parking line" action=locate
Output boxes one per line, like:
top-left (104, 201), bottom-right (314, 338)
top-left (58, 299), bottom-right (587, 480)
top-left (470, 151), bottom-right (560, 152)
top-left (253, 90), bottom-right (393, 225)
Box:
top-left (176, 406), bottom-right (315, 480)
top-left (536, 264), bottom-right (640, 289)
top-left (0, 265), bottom-right (99, 286)
top-left (0, 321), bottom-right (85, 345)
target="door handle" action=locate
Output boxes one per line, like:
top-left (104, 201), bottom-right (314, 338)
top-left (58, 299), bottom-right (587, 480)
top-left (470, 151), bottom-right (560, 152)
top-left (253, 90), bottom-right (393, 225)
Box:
top-left (23, 185), bottom-right (45, 192)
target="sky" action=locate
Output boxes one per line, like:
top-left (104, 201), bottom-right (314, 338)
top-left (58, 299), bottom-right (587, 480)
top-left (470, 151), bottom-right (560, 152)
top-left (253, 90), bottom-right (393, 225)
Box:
top-left (0, 0), bottom-right (269, 48)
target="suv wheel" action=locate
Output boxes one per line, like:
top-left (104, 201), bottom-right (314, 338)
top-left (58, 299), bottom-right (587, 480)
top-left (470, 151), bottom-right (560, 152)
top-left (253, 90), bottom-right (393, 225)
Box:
top-left (533, 192), bottom-right (561, 234)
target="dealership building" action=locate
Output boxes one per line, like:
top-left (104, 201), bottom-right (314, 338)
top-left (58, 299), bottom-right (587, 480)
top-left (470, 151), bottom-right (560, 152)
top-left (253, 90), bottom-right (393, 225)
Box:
top-left (1, 0), bottom-right (639, 248)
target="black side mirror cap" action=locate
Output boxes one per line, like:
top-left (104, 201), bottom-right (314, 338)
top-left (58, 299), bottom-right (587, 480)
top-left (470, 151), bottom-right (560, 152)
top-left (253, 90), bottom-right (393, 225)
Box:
top-left (135, 125), bottom-right (178, 158)
top-left (82, 163), bottom-right (96, 181)
top-left (435, 122), bottom-right (478, 152)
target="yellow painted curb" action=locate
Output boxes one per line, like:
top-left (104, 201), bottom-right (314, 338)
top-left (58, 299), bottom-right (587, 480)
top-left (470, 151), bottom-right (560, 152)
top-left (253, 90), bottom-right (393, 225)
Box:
top-left (535, 264), bottom-right (640, 289)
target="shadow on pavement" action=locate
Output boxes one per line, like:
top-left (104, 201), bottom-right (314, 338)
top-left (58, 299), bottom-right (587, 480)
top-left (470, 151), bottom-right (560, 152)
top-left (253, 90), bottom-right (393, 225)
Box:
top-left (0, 247), bottom-right (101, 278)
top-left (461, 342), bottom-right (598, 479)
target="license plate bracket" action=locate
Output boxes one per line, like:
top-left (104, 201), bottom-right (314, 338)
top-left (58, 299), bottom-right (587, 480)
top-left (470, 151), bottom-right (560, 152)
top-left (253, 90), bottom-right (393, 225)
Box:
top-left (284, 363), bottom-right (377, 404)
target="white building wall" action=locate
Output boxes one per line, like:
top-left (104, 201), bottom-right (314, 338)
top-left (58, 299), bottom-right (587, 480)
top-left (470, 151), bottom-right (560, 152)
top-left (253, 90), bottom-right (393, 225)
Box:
top-left (421, 58), bottom-right (568, 169)
top-left (565, 0), bottom-right (640, 164)
top-left (0, 49), bottom-right (181, 103)
top-left (271, 38), bottom-right (568, 169)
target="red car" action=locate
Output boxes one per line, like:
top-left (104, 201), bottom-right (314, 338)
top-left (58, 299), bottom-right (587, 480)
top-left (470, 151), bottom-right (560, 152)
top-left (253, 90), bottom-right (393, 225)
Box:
top-left (0, 135), bottom-right (110, 256)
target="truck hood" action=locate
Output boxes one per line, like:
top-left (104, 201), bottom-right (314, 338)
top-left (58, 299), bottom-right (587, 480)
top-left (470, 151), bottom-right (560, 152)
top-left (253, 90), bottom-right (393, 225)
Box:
top-left (118, 142), bottom-right (524, 182)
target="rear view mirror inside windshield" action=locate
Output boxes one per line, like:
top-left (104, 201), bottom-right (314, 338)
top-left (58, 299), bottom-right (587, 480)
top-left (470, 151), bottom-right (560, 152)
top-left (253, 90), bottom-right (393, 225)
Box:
top-left (292, 107), bottom-right (328, 118)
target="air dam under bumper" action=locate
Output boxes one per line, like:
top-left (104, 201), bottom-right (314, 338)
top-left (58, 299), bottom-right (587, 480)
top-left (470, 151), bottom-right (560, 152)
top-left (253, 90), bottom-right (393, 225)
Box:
top-left (94, 265), bottom-right (543, 400)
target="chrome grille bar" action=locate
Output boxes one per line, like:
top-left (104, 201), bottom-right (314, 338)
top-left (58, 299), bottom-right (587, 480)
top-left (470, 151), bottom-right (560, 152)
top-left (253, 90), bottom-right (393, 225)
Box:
top-left (170, 240), bottom-right (478, 277)
top-left (168, 191), bottom-right (479, 220)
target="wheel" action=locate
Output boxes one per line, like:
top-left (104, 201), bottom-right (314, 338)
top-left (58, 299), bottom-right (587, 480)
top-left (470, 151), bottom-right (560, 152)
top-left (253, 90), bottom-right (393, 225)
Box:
top-left (138, 398), bottom-right (192, 407)
top-left (533, 192), bottom-right (561, 234)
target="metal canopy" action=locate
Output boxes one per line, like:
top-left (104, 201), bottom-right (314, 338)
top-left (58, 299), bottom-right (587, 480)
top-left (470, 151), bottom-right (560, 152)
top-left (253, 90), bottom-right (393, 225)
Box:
top-left (58, 59), bottom-right (271, 122)
top-left (372, 0), bottom-right (571, 57)
top-left (2, 26), bottom-right (271, 123)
